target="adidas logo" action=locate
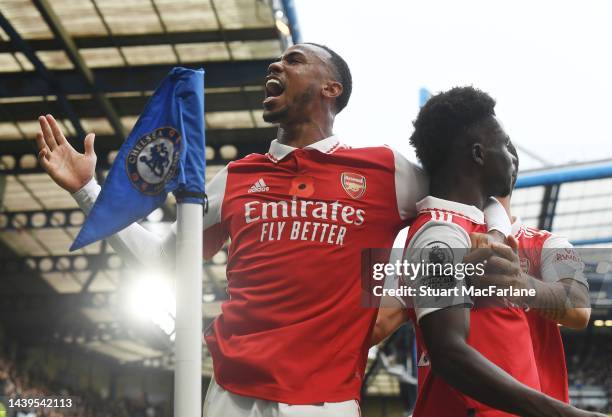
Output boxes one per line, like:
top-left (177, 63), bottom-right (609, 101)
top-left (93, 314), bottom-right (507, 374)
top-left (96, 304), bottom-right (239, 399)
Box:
top-left (248, 178), bottom-right (269, 193)
top-left (417, 352), bottom-right (430, 367)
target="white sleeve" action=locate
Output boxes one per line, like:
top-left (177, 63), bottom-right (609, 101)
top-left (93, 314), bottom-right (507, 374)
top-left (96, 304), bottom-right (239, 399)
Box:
top-left (483, 197), bottom-right (512, 236)
top-left (203, 165), bottom-right (228, 231)
top-left (406, 220), bottom-right (473, 323)
top-left (202, 165), bottom-right (230, 259)
top-left (71, 165), bottom-right (229, 266)
top-left (391, 148), bottom-right (428, 221)
top-left (540, 235), bottom-right (588, 288)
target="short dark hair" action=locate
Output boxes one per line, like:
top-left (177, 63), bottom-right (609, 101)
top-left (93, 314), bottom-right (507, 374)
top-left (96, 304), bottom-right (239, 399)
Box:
top-left (409, 86), bottom-right (496, 174)
top-left (303, 43), bottom-right (352, 113)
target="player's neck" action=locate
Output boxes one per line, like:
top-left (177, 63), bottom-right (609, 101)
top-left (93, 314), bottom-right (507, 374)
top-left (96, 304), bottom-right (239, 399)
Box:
top-left (430, 175), bottom-right (488, 210)
top-left (276, 120), bottom-right (334, 148)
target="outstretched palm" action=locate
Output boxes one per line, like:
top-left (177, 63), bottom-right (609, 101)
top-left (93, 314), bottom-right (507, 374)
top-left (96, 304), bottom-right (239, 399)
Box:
top-left (36, 115), bottom-right (97, 193)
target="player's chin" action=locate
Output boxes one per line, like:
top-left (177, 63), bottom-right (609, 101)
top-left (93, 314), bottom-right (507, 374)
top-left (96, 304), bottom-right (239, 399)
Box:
top-left (488, 178), bottom-right (512, 198)
top-left (262, 108), bottom-right (288, 124)
top-left (496, 182), bottom-right (512, 198)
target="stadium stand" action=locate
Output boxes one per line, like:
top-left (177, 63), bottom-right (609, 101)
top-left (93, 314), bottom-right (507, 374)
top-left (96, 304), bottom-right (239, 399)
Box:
top-left (0, 353), bottom-right (138, 417)
top-left (565, 333), bottom-right (612, 413)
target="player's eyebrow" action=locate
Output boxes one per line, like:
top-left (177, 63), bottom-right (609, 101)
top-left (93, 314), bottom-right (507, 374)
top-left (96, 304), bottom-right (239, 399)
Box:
top-left (286, 51), bottom-right (306, 59)
top-left (274, 50), bottom-right (307, 63)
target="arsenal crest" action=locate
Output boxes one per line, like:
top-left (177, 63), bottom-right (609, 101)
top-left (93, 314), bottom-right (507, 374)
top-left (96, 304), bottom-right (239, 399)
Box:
top-left (126, 127), bottom-right (181, 195)
top-left (341, 172), bottom-right (366, 199)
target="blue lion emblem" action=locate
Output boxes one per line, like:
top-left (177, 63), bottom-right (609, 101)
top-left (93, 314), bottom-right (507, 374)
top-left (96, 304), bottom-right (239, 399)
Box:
top-left (126, 127), bottom-right (181, 195)
top-left (139, 142), bottom-right (170, 178)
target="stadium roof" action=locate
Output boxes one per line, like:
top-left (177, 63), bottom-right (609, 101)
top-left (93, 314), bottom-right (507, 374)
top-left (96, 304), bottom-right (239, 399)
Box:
top-left (511, 160), bottom-right (612, 322)
top-left (0, 0), bottom-right (299, 370)
top-left (512, 159), bottom-right (612, 246)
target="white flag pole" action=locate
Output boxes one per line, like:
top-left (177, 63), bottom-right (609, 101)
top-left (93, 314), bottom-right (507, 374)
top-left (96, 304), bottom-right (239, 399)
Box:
top-left (174, 202), bottom-right (203, 417)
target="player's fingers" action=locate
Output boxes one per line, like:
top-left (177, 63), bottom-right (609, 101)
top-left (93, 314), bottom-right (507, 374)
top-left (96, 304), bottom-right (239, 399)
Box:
top-left (485, 255), bottom-right (518, 275)
top-left (507, 235), bottom-right (519, 254)
top-left (466, 246), bottom-right (494, 259)
top-left (469, 232), bottom-right (490, 249)
top-left (39, 115), bottom-right (58, 150)
top-left (84, 133), bottom-right (96, 157)
top-left (464, 247), bottom-right (493, 265)
top-left (38, 149), bottom-right (51, 171)
top-left (490, 242), bottom-right (519, 262)
top-left (482, 273), bottom-right (518, 286)
top-left (46, 114), bottom-right (68, 145)
top-left (34, 132), bottom-right (50, 153)
top-left (480, 273), bottom-right (503, 284)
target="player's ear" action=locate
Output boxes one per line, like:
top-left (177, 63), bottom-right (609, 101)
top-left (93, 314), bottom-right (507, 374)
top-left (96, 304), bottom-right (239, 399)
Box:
top-left (322, 80), bottom-right (343, 101)
top-left (471, 143), bottom-right (485, 166)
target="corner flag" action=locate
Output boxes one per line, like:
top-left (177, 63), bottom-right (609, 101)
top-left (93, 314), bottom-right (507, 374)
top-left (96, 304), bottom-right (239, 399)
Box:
top-left (70, 67), bottom-right (205, 251)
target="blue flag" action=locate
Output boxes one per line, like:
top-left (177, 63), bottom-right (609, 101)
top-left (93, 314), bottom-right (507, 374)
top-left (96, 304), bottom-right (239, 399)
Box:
top-left (70, 67), bottom-right (206, 251)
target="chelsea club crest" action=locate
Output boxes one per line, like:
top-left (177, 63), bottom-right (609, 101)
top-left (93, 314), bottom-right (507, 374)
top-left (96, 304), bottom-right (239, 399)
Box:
top-left (126, 127), bottom-right (181, 195)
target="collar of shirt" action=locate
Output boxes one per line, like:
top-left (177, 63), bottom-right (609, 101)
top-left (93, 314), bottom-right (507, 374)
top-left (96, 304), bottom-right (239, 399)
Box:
top-left (266, 135), bottom-right (341, 163)
top-left (511, 216), bottom-right (523, 236)
top-left (417, 196), bottom-right (484, 224)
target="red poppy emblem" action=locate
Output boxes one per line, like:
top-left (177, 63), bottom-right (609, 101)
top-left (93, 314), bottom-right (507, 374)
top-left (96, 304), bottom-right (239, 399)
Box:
top-left (289, 176), bottom-right (315, 198)
top-left (341, 172), bottom-right (366, 199)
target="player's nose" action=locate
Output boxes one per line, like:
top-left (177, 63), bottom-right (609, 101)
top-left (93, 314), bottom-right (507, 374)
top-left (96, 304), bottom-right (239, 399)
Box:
top-left (267, 60), bottom-right (283, 75)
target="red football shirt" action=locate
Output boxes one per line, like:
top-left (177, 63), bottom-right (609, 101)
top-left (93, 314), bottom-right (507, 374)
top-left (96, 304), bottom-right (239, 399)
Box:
top-left (513, 219), bottom-right (587, 403)
top-left (402, 197), bottom-right (540, 417)
top-left (202, 136), bottom-right (428, 403)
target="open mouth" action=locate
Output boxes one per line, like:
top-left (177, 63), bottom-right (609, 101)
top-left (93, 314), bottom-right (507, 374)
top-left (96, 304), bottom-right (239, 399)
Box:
top-left (264, 78), bottom-right (285, 104)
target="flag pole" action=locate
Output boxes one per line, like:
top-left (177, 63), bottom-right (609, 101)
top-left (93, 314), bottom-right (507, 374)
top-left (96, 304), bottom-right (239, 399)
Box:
top-left (66, 66), bottom-right (206, 415)
top-left (174, 202), bottom-right (203, 417)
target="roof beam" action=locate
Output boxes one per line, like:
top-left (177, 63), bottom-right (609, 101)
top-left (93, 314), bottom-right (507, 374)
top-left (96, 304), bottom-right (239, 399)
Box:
top-left (0, 126), bottom-right (274, 152)
top-left (1, 253), bottom-right (225, 283)
top-left (0, 89), bottom-right (264, 122)
top-left (0, 60), bottom-right (272, 97)
top-left (0, 9), bottom-right (85, 138)
top-left (31, 0), bottom-right (125, 139)
top-left (0, 28), bottom-right (278, 53)
top-left (0, 127), bottom-right (274, 174)
top-left (0, 253), bottom-right (122, 275)
top-left (1, 207), bottom-right (173, 231)
top-left (0, 291), bottom-right (112, 314)
top-left (0, 208), bottom-right (83, 231)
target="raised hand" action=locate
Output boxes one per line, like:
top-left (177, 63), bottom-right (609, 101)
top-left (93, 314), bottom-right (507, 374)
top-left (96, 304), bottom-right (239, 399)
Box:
top-left (36, 114), bottom-right (97, 193)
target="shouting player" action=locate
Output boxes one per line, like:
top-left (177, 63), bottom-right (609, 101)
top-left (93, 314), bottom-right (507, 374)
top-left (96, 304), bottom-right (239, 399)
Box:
top-left (36, 44), bottom-right (511, 416)
top-left (373, 87), bottom-right (602, 417)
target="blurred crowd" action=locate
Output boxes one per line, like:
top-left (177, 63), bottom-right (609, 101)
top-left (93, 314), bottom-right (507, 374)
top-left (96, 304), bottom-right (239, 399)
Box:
top-left (1, 334), bottom-right (610, 416)
top-left (565, 334), bottom-right (612, 414)
top-left (0, 355), bottom-right (165, 417)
